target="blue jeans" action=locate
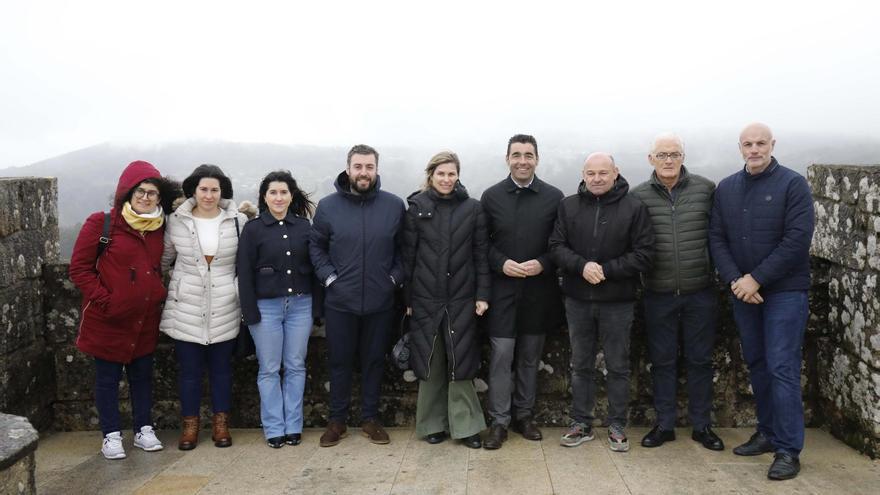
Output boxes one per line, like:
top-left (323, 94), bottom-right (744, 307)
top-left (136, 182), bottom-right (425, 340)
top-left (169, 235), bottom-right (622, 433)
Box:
top-left (564, 298), bottom-right (634, 427)
top-left (732, 290), bottom-right (808, 456)
top-left (249, 295), bottom-right (313, 438)
top-left (94, 354), bottom-right (153, 435)
top-left (644, 288), bottom-right (717, 430)
top-left (174, 338), bottom-right (236, 417)
top-left (324, 308), bottom-right (393, 423)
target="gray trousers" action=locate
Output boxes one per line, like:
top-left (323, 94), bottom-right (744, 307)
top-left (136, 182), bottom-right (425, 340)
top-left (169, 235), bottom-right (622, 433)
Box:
top-left (487, 334), bottom-right (547, 426)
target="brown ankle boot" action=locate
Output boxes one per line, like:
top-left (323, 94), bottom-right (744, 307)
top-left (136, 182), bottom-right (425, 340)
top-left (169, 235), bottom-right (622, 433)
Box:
top-left (178, 416), bottom-right (199, 451)
top-left (212, 412), bottom-right (232, 448)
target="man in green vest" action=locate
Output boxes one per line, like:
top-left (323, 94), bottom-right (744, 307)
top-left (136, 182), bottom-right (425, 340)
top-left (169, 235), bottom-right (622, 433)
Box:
top-left (631, 133), bottom-right (724, 451)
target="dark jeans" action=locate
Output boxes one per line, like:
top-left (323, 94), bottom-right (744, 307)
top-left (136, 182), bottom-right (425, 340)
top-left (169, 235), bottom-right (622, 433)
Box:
top-left (487, 334), bottom-right (546, 426)
top-left (324, 308), bottom-right (393, 423)
top-left (732, 290), bottom-right (808, 456)
top-left (644, 288), bottom-right (717, 430)
top-left (564, 298), bottom-right (634, 427)
top-left (94, 354), bottom-right (154, 436)
top-left (174, 338), bottom-right (236, 417)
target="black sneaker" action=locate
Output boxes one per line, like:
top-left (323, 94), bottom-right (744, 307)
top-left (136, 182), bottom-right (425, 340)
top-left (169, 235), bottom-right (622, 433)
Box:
top-left (267, 436), bottom-right (285, 449)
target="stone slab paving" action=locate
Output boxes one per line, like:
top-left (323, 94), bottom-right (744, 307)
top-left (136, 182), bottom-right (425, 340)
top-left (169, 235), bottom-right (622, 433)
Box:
top-left (34, 428), bottom-right (879, 494)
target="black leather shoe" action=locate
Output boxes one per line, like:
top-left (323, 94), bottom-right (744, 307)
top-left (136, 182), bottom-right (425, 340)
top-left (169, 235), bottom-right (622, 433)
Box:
top-left (641, 425), bottom-right (675, 448)
top-left (425, 432), bottom-right (446, 444)
top-left (483, 424), bottom-right (508, 450)
top-left (733, 431), bottom-right (774, 456)
top-left (462, 433), bottom-right (482, 449)
top-left (768, 452), bottom-right (800, 480)
top-left (692, 426), bottom-right (724, 451)
top-left (284, 433), bottom-right (301, 446)
top-left (266, 436), bottom-right (285, 449)
top-left (512, 418), bottom-right (543, 441)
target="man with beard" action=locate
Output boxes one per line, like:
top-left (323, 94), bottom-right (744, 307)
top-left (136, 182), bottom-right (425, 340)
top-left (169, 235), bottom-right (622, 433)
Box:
top-left (480, 134), bottom-right (564, 450)
top-left (549, 152), bottom-right (653, 453)
top-left (310, 144), bottom-right (406, 447)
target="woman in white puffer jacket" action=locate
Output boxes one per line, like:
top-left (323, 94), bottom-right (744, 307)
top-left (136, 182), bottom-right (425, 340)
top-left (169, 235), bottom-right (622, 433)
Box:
top-left (160, 164), bottom-right (247, 451)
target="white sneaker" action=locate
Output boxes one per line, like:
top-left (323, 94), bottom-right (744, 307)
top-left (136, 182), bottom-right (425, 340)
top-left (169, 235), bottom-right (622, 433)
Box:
top-left (134, 425), bottom-right (164, 452)
top-left (102, 431), bottom-right (126, 459)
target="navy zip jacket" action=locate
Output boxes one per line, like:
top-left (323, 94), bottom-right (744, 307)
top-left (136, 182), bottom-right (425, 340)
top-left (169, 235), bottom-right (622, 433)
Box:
top-left (309, 172), bottom-right (405, 315)
top-left (708, 158), bottom-right (814, 292)
top-left (237, 210), bottom-right (322, 325)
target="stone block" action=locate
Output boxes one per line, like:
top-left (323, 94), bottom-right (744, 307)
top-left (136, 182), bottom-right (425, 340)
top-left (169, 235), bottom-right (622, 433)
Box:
top-left (808, 164), bottom-right (863, 204)
top-left (816, 340), bottom-right (880, 457)
top-left (825, 266), bottom-right (880, 369)
top-left (0, 177), bottom-right (58, 240)
top-left (53, 344), bottom-right (94, 402)
top-left (0, 284), bottom-right (44, 356)
top-left (0, 413), bottom-right (38, 495)
top-left (812, 198), bottom-right (867, 269)
top-left (41, 263), bottom-right (82, 345)
top-left (0, 345), bottom-right (55, 430)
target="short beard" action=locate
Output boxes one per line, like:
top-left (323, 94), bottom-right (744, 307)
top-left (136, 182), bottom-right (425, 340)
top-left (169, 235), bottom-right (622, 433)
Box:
top-left (350, 176), bottom-right (376, 194)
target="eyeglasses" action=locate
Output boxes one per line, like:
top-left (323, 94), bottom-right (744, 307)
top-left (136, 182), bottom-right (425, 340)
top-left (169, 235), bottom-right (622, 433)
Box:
top-left (133, 188), bottom-right (160, 200)
top-left (653, 152), bottom-right (683, 160)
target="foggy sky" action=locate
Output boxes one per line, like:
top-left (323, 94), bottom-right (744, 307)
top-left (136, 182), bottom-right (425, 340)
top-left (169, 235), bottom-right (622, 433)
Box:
top-left (2, 0), bottom-right (879, 169)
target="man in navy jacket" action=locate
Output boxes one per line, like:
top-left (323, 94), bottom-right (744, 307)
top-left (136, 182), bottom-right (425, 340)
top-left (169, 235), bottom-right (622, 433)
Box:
top-left (709, 123), bottom-right (814, 480)
top-left (310, 144), bottom-right (405, 447)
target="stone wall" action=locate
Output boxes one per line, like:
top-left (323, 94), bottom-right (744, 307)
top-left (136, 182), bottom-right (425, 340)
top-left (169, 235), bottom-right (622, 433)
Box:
top-left (808, 164), bottom-right (880, 458)
top-left (0, 413), bottom-right (39, 495)
top-left (0, 178), bottom-right (59, 430)
top-left (3, 170), bottom-right (879, 459)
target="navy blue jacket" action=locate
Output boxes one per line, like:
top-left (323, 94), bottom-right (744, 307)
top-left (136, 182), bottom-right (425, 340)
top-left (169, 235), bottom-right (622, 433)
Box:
top-left (237, 210), bottom-right (320, 325)
top-left (309, 172), bottom-right (405, 315)
top-left (708, 158), bottom-right (814, 293)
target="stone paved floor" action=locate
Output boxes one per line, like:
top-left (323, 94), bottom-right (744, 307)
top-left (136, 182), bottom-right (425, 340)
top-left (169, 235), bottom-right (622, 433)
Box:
top-left (35, 427), bottom-right (879, 494)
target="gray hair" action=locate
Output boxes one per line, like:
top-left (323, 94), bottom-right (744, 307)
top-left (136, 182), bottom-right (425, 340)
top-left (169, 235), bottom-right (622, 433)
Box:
top-left (650, 132), bottom-right (685, 154)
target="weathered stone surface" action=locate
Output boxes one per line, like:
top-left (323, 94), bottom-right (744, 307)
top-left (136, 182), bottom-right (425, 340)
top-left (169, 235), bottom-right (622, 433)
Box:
top-left (0, 177), bottom-right (58, 241)
top-left (0, 413), bottom-right (38, 495)
top-left (41, 263), bottom-right (81, 345)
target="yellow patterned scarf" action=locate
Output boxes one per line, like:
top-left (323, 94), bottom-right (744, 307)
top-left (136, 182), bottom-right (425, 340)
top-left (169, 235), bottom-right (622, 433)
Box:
top-left (122, 202), bottom-right (164, 232)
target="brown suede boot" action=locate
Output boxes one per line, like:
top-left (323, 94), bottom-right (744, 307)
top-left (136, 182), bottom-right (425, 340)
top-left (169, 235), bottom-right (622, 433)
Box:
top-left (178, 416), bottom-right (199, 451)
top-left (212, 412), bottom-right (232, 448)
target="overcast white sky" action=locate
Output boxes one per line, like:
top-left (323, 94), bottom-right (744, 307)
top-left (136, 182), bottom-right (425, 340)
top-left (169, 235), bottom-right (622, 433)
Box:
top-left (1, 0), bottom-right (878, 169)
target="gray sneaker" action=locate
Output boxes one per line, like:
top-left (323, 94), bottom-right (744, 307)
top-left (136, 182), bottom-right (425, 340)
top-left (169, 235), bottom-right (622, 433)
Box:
top-left (560, 422), bottom-right (594, 447)
top-left (608, 424), bottom-right (629, 452)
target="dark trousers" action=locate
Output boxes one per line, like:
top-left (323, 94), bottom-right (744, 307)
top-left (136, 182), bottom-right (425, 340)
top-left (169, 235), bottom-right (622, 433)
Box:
top-left (732, 290), bottom-right (808, 456)
top-left (487, 334), bottom-right (546, 426)
top-left (564, 298), bottom-right (634, 427)
top-left (174, 338), bottom-right (236, 417)
top-left (325, 308), bottom-right (393, 423)
top-left (94, 354), bottom-right (154, 436)
top-left (643, 288), bottom-right (717, 430)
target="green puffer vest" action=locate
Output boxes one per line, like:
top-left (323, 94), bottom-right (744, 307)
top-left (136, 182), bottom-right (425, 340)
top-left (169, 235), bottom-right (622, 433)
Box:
top-left (631, 167), bottom-right (715, 294)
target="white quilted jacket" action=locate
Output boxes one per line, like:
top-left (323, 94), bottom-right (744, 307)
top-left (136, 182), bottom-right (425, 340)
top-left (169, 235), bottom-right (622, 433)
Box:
top-left (160, 197), bottom-right (246, 345)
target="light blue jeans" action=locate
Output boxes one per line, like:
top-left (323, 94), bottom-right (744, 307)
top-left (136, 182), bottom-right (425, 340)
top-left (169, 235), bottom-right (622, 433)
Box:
top-left (249, 295), bottom-right (313, 439)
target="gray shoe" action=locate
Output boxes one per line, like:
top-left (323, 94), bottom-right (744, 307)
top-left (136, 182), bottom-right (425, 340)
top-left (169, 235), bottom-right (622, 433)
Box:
top-left (560, 422), bottom-right (594, 447)
top-left (608, 424), bottom-right (629, 452)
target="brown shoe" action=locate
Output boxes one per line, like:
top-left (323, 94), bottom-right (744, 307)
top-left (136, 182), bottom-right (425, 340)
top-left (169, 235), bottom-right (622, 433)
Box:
top-left (211, 412), bottom-right (232, 448)
top-left (320, 420), bottom-right (348, 447)
top-left (361, 419), bottom-right (390, 445)
top-left (512, 417), bottom-right (543, 441)
top-left (178, 416), bottom-right (199, 451)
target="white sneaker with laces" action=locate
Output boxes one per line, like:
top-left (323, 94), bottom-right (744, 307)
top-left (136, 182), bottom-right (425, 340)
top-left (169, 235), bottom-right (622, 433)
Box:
top-left (102, 431), bottom-right (126, 459)
top-left (134, 425), bottom-right (164, 452)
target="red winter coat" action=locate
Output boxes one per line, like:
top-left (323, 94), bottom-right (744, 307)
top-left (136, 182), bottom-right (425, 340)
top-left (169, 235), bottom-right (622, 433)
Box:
top-left (69, 161), bottom-right (168, 363)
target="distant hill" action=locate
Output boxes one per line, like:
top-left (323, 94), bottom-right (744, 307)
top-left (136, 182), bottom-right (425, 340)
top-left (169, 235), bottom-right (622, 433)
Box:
top-left (2, 137), bottom-right (878, 259)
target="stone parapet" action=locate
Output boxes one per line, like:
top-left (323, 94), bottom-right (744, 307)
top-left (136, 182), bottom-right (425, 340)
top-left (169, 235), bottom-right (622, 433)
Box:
top-left (0, 413), bottom-right (39, 495)
top-left (809, 164), bottom-right (880, 458)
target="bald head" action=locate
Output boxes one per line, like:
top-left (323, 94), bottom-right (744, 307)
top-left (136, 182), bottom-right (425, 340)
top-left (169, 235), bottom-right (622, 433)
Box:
top-left (582, 152), bottom-right (619, 196)
top-left (738, 122), bottom-right (776, 174)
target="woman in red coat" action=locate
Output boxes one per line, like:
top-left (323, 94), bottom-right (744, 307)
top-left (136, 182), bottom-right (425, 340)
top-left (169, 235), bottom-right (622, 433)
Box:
top-left (69, 160), bottom-right (180, 460)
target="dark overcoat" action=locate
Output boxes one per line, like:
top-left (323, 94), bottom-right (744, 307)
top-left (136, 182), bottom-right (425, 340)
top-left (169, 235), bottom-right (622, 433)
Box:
top-left (402, 184), bottom-right (490, 381)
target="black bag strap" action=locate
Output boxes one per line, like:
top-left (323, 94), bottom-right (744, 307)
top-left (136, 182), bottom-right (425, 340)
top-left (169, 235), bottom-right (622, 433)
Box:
top-left (233, 215), bottom-right (240, 238)
top-left (96, 212), bottom-right (112, 259)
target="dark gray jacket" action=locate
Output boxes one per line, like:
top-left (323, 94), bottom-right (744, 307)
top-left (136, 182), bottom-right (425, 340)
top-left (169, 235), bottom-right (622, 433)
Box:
top-left (631, 167), bottom-right (715, 294)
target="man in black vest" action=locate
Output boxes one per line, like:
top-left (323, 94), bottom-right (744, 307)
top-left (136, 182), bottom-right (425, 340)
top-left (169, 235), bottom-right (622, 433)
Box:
top-left (480, 134), bottom-right (564, 450)
top-left (631, 133), bottom-right (724, 451)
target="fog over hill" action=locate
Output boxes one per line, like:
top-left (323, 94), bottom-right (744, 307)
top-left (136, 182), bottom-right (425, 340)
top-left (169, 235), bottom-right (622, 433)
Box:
top-left (2, 134), bottom-right (878, 259)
